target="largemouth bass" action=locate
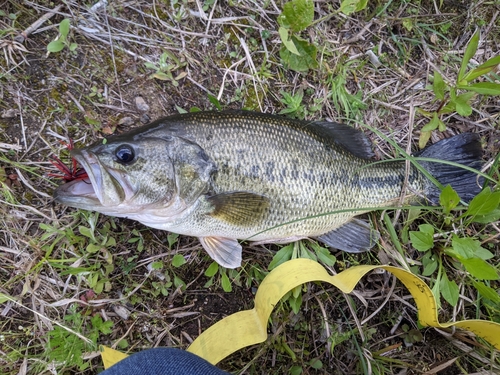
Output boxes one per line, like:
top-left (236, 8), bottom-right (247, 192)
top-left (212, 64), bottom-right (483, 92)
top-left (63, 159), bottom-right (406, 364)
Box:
top-left (54, 111), bottom-right (483, 268)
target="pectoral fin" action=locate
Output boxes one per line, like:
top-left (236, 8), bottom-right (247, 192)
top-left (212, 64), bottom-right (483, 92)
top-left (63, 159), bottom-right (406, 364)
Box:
top-left (199, 236), bottom-right (242, 269)
top-left (315, 219), bottom-right (379, 253)
top-left (207, 191), bottom-right (269, 227)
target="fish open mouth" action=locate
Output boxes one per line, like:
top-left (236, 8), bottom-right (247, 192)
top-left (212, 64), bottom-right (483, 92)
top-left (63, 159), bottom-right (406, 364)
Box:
top-left (54, 150), bottom-right (113, 209)
top-left (53, 148), bottom-right (133, 211)
top-left (53, 150), bottom-right (104, 208)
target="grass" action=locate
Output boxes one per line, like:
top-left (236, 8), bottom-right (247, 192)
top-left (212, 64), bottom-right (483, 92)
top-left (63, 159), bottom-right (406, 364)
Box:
top-left (0, 0), bottom-right (499, 374)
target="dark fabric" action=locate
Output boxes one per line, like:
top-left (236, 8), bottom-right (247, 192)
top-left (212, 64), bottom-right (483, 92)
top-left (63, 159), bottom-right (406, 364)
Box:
top-left (101, 348), bottom-right (231, 375)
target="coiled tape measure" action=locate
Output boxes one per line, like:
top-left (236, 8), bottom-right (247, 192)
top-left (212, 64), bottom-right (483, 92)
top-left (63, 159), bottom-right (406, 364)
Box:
top-left (102, 259), bottom-right (500, 368)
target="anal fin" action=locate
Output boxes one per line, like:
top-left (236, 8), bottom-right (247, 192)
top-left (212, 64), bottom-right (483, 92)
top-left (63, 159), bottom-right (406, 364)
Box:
top-left (315, 219), bottom-right (379, 253)
top-left (199, 236), bottom-right (242, 269)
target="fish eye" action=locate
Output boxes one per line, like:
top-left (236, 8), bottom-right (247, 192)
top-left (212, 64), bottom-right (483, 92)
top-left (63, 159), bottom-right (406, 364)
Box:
top-left (115, 145), bottom-right (135, 164)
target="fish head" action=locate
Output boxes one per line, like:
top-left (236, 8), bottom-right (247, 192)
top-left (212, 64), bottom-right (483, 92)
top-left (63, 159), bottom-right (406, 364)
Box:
top-left (54, 135), bottom-right (216, 221)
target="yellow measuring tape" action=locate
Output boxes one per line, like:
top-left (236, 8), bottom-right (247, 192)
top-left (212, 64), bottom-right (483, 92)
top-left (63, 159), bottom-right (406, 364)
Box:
top-left (101, 259), bottom-right (500, 368)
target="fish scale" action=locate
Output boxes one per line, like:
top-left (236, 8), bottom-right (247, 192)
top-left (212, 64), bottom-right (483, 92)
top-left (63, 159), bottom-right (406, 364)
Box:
top-left (54, 111), bottom-right (483, 268)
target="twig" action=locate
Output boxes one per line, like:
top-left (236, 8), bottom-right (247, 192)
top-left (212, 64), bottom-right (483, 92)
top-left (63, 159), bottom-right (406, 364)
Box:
top-left (217, 57), bottom-right (247, 101)
top-left (15, 168), bottom-right (52, 199)
top-left (15, 89), bottom-right (27, 149)
top-left (100, 4), bottom-right (124, 107)
top-left (14, 4), bottom-right (64, 43)
top-left (93, 103), bottom-right (136, 113)
top-left (371, 98), bottom-right (407, 112)
top-left (89, 0), bottom-right (108, 13)
top-left (21, 120), bottom-right (48, 159)
top-left (362, 275), bottom-right (397, 326)
top-left (345, 21), bottom-right (374, 44)
top-left (238, 36), bottom-right (263, 111)
top-left (65, 91), bottom-right (85, 113)
top-left (0, 142), bottom-right (22, 152)
top-left (313, 294), bottom-right (332, 353)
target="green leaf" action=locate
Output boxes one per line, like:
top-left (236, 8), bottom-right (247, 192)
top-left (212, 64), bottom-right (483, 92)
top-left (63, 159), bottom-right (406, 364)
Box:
top-left (458, 82), bottom-right (500, 95)
top-left (78, 226), bottom-right (94, 240)
top-left (69, 43), bottom-right (78, 52)
top-left (409, 224), bottom-right (434, 251)
top-left (172, 254), bottom-right (186, 268)
top-left (458, 30), bottom-right (479, 83)
top-left (175, 105), bottom-right (188, 114)
top-left (300, 246), bottom-right (317, 261)
top-left (91, 315), bottom-right (113, 334)
top-left (288, 292), bottom-right (302, 314)
top-left (117, 339), bottom-right (129, 349)
top-left (471, 208), bottom-right (500, 224)
top-left (204, 261), bottom-right (219, 277)
top-left (460, 91), bottom-right (476, 101)
top-left (47, 40), bottom-right (65, 53)
top-left (173, 275), bottom-right (186, 290)
top-left (440, 272), bottom-right (459, 306)
top-left (279, 27), bottom-right (300, 55)
top-left (207, 94), bottom-right (222, 110)
top-left (462, 55), bottom-right (500, 82)
top-left (221, 272), bottom-right (232, 292)
top-left (419, 130), bottom-right (432, 149)
top-left (420, 224), bottom-right (434, 235)
top-left (105, 236), bottom-right (116, 247)
top-left (402, 18), bottom-right (413, 32)
top-left (0, 292), bottom-right (12, 303)
top-left (167, 233), bottom-right (179, 249)
top-left (421, 112), bottom-right (440, 132)
top-left (422, 252), bottom-right (438, 276)
top-left (473, 281), bottom-right (500, 303)
top-left (437, 118), bottom-right (446, 131)
top-left (340, 0), bottom-right (368, 15)
top-left (431, 279), bottom-right (441, 309)
top-left (439, 100), bottom-right (456, 115)
top-left (460, 258), bottom-right (499, 280)
top-left (152, 71), bottom-right (171, 80)
top-left (279, 36), bottom-right (318, 72)
top-left (448, 236), bottom-right (494, 261)
top-left (465, 189), bottom-right (500, 217)
top-left (278, 0), bottom-right (314, 32)
top-left (311, 243), bottom-right (336, 266)
top-left (86, 243), bottom-right (101, 254)
top-left (59, 19), bottom-right (70, 37)
top-left (453, 95), bottom-right (473, 116)
top-left (309, 358), bottom-right (323, 370)
top-left (449, 236), bottom-right (479, 259)
top-left (474, 247), bottom-right (494, 261)
top-left (151, 261), bottom-right (163, 270)
top-left (433, 71), bottom-right (445, 100)
top-left (268, 244), bottom-right (294, 270)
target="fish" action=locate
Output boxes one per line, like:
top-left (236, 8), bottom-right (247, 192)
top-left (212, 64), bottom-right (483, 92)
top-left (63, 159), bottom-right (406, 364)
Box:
top-left (53, 110), bottom-right (483, 268)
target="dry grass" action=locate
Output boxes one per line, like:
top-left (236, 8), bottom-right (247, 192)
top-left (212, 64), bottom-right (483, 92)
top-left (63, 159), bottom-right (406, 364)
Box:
top-left (1, 0), bottom-right (499, 374)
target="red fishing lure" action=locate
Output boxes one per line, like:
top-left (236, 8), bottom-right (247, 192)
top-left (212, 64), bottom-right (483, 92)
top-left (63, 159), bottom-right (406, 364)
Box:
top-left (48, 139), bottom-right (88, 182)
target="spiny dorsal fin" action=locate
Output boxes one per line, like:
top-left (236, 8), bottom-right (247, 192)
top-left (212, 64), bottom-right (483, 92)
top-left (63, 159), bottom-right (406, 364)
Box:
top-left (309, 121), bottom-right (375, 160)
top-left (199, 236), bottom-right (242, 269)
top-left (315, 218), bottom-right (379, 253)
top-left (207, 191), bottom-right (270, 227)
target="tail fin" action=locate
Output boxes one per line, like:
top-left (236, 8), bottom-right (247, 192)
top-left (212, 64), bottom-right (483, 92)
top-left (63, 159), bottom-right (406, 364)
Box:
top-left (417, 133), bottom-right (483, 204)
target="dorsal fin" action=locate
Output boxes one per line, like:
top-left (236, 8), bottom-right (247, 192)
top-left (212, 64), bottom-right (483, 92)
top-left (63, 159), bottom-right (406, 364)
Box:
top-left (308, 121), bottom-right (375, 160)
